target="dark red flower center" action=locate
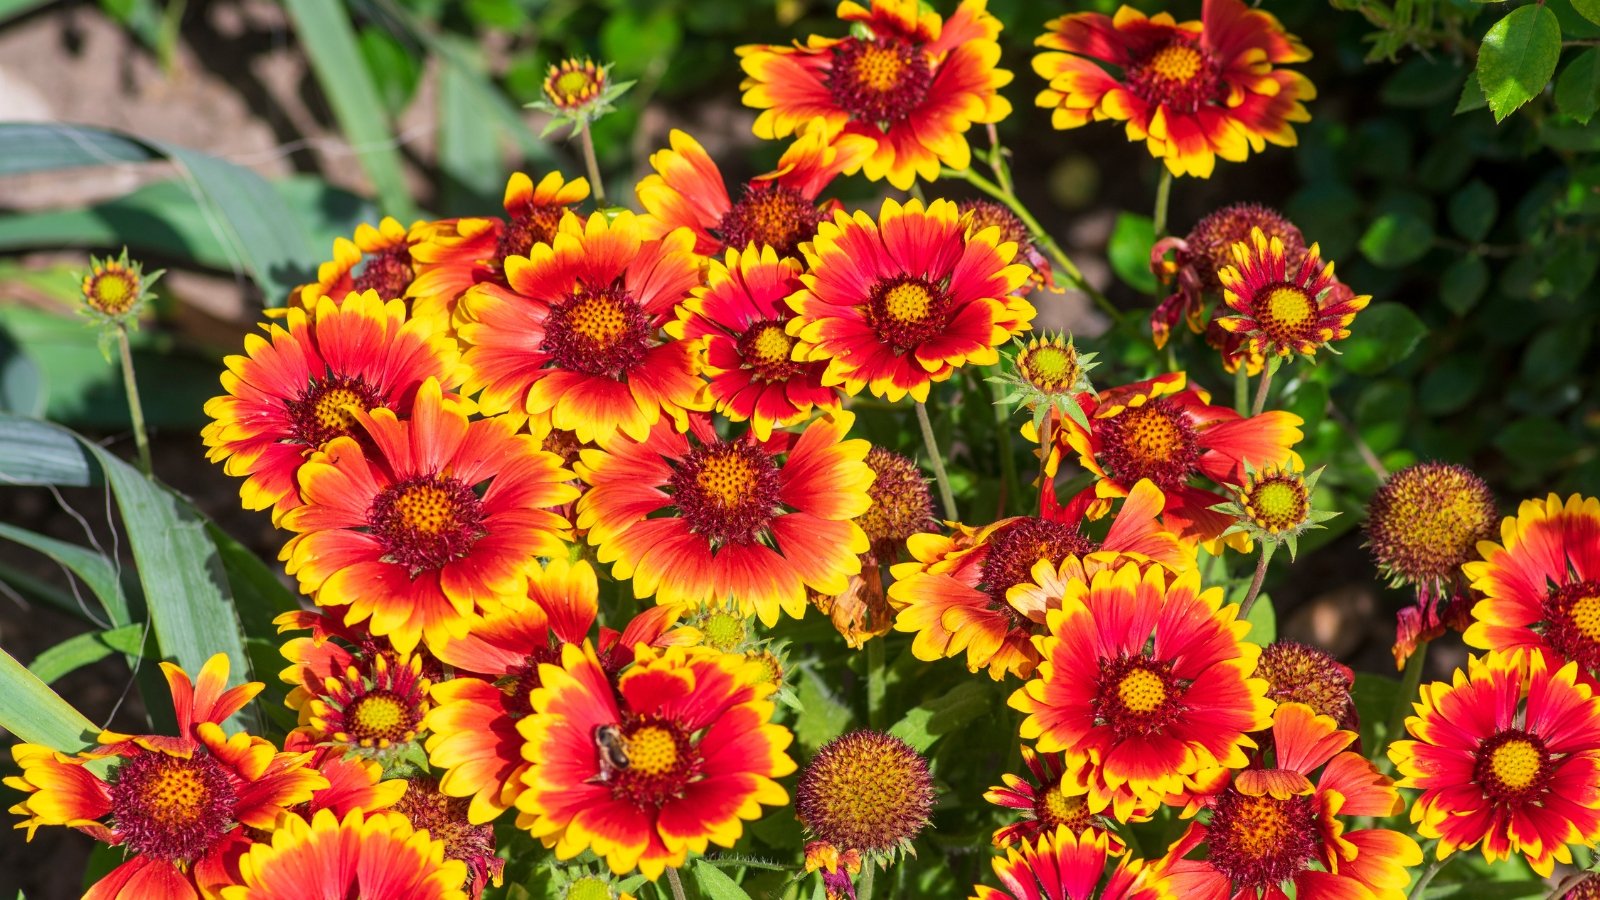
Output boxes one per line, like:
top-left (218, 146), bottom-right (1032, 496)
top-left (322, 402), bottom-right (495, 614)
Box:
top-left (980, 517), bottom-right (1095, 606)
top-left (1203, 788), bottom-right (1320, 890)
top-left (1035, 782), bottom-right (1096, 835)
top-left (497, 204), bottom-right (568, 261)
top-left (605, 715), bottom-right (704, 809)
top-left (828, 37), bottom-right (933, 125)
top-left (1096, 398), bottom-right (1201, 492)
top-left (716, 183), bottom-right (824, 258)
top-left (497, 645), bottom-right (565, 718)
top-left (394, 778), bottom-right (503, 892)
top-left (1093, 655), bottom-right (1187, 738)
top-left (1126, 38), bottom-right (1225, 115)
top-left (669, 439), bottom-right (782, 546)
top-left (368, 474), bottom-right (489, 576)
top-left (736, 318), bottom-right (803, 383)
top-left (1474, 728), bottom-right (1553, 805)
top-left (859, 447), bottom-right (937, 550)
top-left (959, 200), bottom-right (1032, 249)
top-left (109, 750), bottom-right (237, 862)
top-left (542, 284), bottom-right (653, 378)
top-left (286, 374), bottom-right (385, 448)
top-left (866, 275), bottom-right (950, 352)
top-left (350, 244), bottom-right (415, 299)
top-left (1540, 580), bottom-right (1600, 672)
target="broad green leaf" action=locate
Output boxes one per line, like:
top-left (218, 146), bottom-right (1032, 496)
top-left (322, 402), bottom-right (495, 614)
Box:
top-left (357, 25), bottom-right (423, 118)
top-left (0, 645), bottom-right (100, 752)
top-left (1456, 77), bottom-right (1489, 114)
top-left (1242, 593), bottom-right (1276, 644)
top-left (207, 523), bottom-right (299, 639)
top-left (0, 327), bottom-right (44, 416)
top-left (888, 680), bottom-right (991, 753)
top-left (1520, 326), bottom-right (1592, 386)
top-left (0, 412), bottom-right (98, 486)
top-left (0, 522), bottom-right (132, 628)
top-left (1576, 0), bottom-right (1600, 26)
top-left (1353, 671), bottom-right (1401, 757)
top-left (0, 122), bottom-right (153, 176)
top-left (1494, 418), bottom-right (1583, 471)
top-left (1419, 355), bottom-right (1487, 416)
top-left (1556, 48), bottom-right (1600, 123)
top-left (794, 666), bottom-right (853, 754)
top-left (1379, 57), bottom-right (1465, 108)
top-left (1358, 212), bottom-right (1434, 268)
top-left (1440, 255), bottom-right (1490, 315)
top-left (1476, 6), bottom-right (1562, 123)
top-left (437, 36), bottom-right (505, 215)
top-left (1447, 180), bottom-right (1498, 242)
top-left (29, 625), bottom-right (147, 684)
top-left (283, 0), bottom-right (419, 222)
top-left (693, 860), bottom-right (757, 900)
top-left (1333, 304), bottom-right (1427, 376)
top-left (1107, 212), bottom-right (1157, 293)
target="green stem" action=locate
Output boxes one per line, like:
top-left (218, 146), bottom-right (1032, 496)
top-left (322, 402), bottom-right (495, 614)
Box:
top-left (1408, 852), bottom-right (1449, 899)
top-left (986, 122), bottom-right (1013, 195)
top-left (116, 324), bottom-right (153, 477)
top-left (1251, 363), bottom-right (1275, 417)
top-left (867, 634), bottom-right (886, 730)
top-left (858, 862), bottom-right (876, 900)
top-left (1233, 365), bottom-right (1250, 416)
top-left (579, 118), bottom-right (605, 205)
top-left (945, 166), bottom-right (1121, 324)
top-left (986, 369), bottom-right (1021, 517)
top-left (665, 866), bottom-right (687, 900)
top-left (1152, 168), bottom-right (1173, 240)
top-left (1239, 550), bottom-right (1269, 618)
top-left (915, 401), bottom-right (958, 520)
top-left (1037, 413), bottom-right (1053, 515)
top-left (1384, 641), bottom-right (1428, 769)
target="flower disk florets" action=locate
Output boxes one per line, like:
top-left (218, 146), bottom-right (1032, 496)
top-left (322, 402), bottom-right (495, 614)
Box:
top-left (796, 730), bottom-right (935, 859)
top-left (1367, 462), bottom-right (1496, 587)
top-left (1254, 641), bottom-right (1356, 730)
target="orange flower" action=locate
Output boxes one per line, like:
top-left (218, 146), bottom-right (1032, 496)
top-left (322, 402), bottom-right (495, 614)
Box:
top-left (294, 217), bottom-right (423, 308)
top-left (514, 643), bottom-right (795, 879)
top-left (637, 123), bottom-right (871, 259)
top-left (738, 0), bottom-right (1011, 190)
top-left (454, 211), bottom-right (705, 443)
top-left (667, 244), bottom-right (841, 440)
top-left (577, 411), bottom-right (873, 627)
top-left (1034, 0), bottom-right (1314, 177)
top-left (221, 808), bottom-right (468, 900)
top-left (202, 291), bottom-right (461, 523)
top-left (5, 655), bottom-right (326, 900)
top-left (788, 197), bottom-right (1034, 402)
top-left (280, 378), bottom-right (576, 655)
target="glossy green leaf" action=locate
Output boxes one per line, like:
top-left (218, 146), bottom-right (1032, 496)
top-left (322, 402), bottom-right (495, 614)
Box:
top-left (1440, 255), bottom-right (1490, 315)
top-left (1476, 6), bottom-right (1562, 123)
top-left (0, 412), bottom-right (98, 487)
top-left (1576, 0), bottom-right (1600, 26)
top-left (1494, 418), bottom-right (1583, 470)
top-left (283, 0), bottom-right (419, 222)
top-left (1556, 48), bottom-right (1600, 123)
top-left (0, 645), bottom-right (100, 752)
top-left (29, 625), bottom-right (147, 684)
top-left (0, 522), bottom-right (132, 628)
top-left (1108, 212), bottom-right (1157, 293)
top-left (693, 860), bottom-right (756, 900)
top-left (1448, 180), bottom-right (1498, 242)
top-left (1333, 303), bottom-right (1427, 375)
top-left (1359, 212), bottom-right (1434, 268)
top-left (888, 680), bottom-right (991, 753)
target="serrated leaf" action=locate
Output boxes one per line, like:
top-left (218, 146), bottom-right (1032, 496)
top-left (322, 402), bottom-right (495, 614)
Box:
top-left (1107, 212), bottom-right (1157, 293)
top-left (1476, 6), bottom-right (1562, 123)
top-left (1556, 48), bottom-right (1600, 123)
top-left (0, 645), bottom-right (100, 752)
top-left (693, 860), bottom-right (757, 900)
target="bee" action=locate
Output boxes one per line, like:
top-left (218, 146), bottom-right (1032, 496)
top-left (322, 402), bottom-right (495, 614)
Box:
top-left (591, 724), bottom-right (631, 783)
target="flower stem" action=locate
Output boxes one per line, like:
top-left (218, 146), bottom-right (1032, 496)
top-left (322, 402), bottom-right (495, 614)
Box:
top-left (1152, 168), bottom-right (1173, 239)
top-left (867, 634), bottom-right (886, 730)
top-left (986, 123), bottom-right (1013, 195)
top-left (665, 866), bottom-right (688, 900)
top-left (116, 324), bottom-right (153, 477)
top-left (1251, 363), bottom-right (1275, 417)
top-left (859, 862), bottom-right (876, 900)
top-left (1408, 852), bottom-right (1449, 899)
top-left (1037, 414), bottom-right (1054, 515)
top-left (1239, 550), bottom-right (1269, 618)
top-left (984, 368), bottom-right (1020, 517)
top-left (1383, 640), bottom-right (1428, 770)
top-left (944, 166), bottom-right (1121, 324)
top-left (579, 118), bottom-right (605, 205)
top-left (915, 400), bottom-right (958, 520)
top-left (1233, 365), bottom-right (1250, 416)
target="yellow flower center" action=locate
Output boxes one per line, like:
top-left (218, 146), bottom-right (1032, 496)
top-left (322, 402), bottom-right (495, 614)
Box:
top-left (749, 325), bottom-right (793, 367)
top-left (108, 750), bottom-right (237, 860)
top-left (1039, 784), bottom-right (1089, 829)
top-left (696, 452), bottom-right (759, 508)
top-left (1489, 738), bottom-right (1544, 792)
top-left (312, 385), bottom-right (368, 435)
top-left (702, 610), bottom-right (748, 652)
top-left (883, 282), bottom-right (934, 325)
top-left (1571, 596), bottom-right (1600, 642)
top-left (1247, 475), bottom-right (1309, 533)
top-left (566, 293), bottom-right (631, 349)
top-left (749, 649), bottom-right (784, 686)
top-left (89, 271), bottom-right (138, 315)
top-left (1225, 795), bottom-right (1298, 858)
top-left (554, 70), bottom-right (594, 98)
top-left (1148, 44), bottom-right (1203, 83)
top-left (854, 44), bottom-right (908, 92)
top-left (139, 764), bottom-right (211, 827)
top-left (1117, 668), bottom-right (1168, 714)
top-left (348, 691), bottom-right (412, 742)
top-left (1119, 406), bottom-right (1185, 465)
top-left (1020, 343), bottom-right (1080, 394)
top-left (625, 726), bottom-right (681, 776)
top-left (1265, 286), bottom-right (1316, 330)
top-left (565, 876), bottom-right (613, 900)
top-left (390, 483), bottom-right (461, 535)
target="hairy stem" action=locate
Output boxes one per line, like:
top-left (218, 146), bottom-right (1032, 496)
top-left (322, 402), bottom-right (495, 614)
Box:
top-left (1239, 550), bottom-right (1270, 618)
top-left (1251, 363), bottom-right (1275, 417)
top-left (665, 866), bottom-right (687, 900)
top-left (1407, 852), bottom-right (1449, 899)
top-left (579, 118), bottom-right (605, 205)
top-left (1234, 365), bottom-right (1250, 415)
top-left (916, 400), bottom-right (958, 520)
top-left (116, 324), bottom-right (153, 477)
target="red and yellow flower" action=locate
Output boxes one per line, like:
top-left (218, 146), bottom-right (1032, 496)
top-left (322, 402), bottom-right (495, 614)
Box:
top-left (971, 825), bottom-right (1171, 900)
top-left (202, 291), bottom-right (461, 523)
top-left (666, 244), bottom-right (841, 439)
top-left (409, 171), bottom-right (590, 323)
top-left (514, 642), bottom-right (795, 879)
top-left (392, 778), bottom-right (505, 899)
top-left (1215, 227), bottom-right (1369, 359)
top-left (294, 217), bottom-right (423, 309)
top-left (297, 651), bottom-right (432, 752)
top-left (1149, 203), bottom-right (1304, 353)
top-left (788, 197), bottom-right (1035, 402)
top-left (454, 210), bottom-right (705, 443)
top-left (1035, 372), bottom-right (1303, 548)
top-left (1464, 494), bottom-right (1600, 673)
top-left (5, 654), bottom-right (326, 900)
top-left (577, 411), bottom-right (873, 627)
top-left (637, 123), bottom-right (872, 259)
top-left (1388, 649), bottom-right (1600, 877)
top-left (221, 808), bottom-right (468, 900)
top-left (280, 377), bottom-right (577, 655)
top-left (1166, 703), bottom-right (1420, 899)
top-left (1010, 564), bottom-right (1274, 813)
top-left (889, 479), bottom-right (1192, 680)
top-left (984, 747), bottom-right (1125, 850)
top-left (738, 0), bottom-right (1012, 190)
top-left (1033, 0), bottom-right (1314, 178)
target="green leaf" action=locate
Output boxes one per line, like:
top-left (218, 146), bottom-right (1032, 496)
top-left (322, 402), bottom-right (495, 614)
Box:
top-left (1353, 671), bottom-right (1401, 755)
top-left (1556, 48), bottom-right (1600, 123)
top-left (1576, 0), bottom-right (1600, 26)
top-left (207, 523), bottom-right (299, 640)
top-left (693, 860), bottom-right (757, 900)
top-left (1476, 6), bottom-right (1562, 123)
top-left (0, 522), bottom-right (132, 628)
top-left (437, 36), bottom-right (505, 215)
top-left (1494, 418), bottom-right (1583, 470)
top-left (357, 26), bottom-right (422, 118)
top-left (888, 680), bottom-right (991, 753)
top-left (29, 625), bottom-right (147, 684)
top-left (1241, 592), bottom-right (1276, 644)
top-left (0, 645), bottom-right (100, 752)
top-left (0, 412), bottom-right (98, 486)
top-left (1440, 256), bottom-right (1490, 315)
top-left (0, 327), bottom-right (44, 416)
top-left (1380, 57), bottom-right (1466, 108)
top-left (1358, 212), bottom-right (1435, 268)
top-left (1419, 354), bottom-right (1487, 416)
top-left (1520, 325), bottom-right (1592, 386)
top-left (1421, 881), bottom-right (1547, 899)
top-left (794, 666), bottom-right (853, 754)
top-left (1456, 77), bottom-right (1489, 114)
top-left (1108, 212), bottom-right (1157, 293)
top-left (0, 122), bottom-right (154, 176)
top-left (1333, 303), bottom-right (1427, 376)
top-left (1447, 180), bottom-right (1498, 242)
top-left (283, 0), bottom-right (419, 222)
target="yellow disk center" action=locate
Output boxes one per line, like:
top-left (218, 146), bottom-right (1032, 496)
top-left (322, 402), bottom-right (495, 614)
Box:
top-left (351, 692), bottom-right (409, 737)
top-left (391, 483), bottom-right (460, 535)
top-left (1489, 738), bottom-right (1544, 792)
top-left (139, 763), bottom-right (212, 828)
top-left (312, 386), bottom-right (368, 435)
top-left (1148, 44), bottom-right (1203, 83)
top-left (883, 282), bottom-right (934, 325)
top-left (1117, 668), bottom-right (1167, 714)
top-left (554, 70), bottom-right (593, 98)
top-left (567, 294), bottom-right (630, 348)
top-left (749, 325), bottom-right (794, 367)
top-left (696, 451), bottom-right (759, 507)
top-left (1571, 596), bottom-right (1600, 642)
top-left (625, 726), bottom-right (680, 776)
top-left (1227, 795), bottom-right (1298, 860)
top-left (1120, 407), bottom-right (1184, 465)
top-left (854, 44), bottom-right (908, 92)
top-left (1265, 286), bottom-right (1315, 330)
top-left (1040, 784), bottom-right (1088, 829)
top-left (702, 611), bottom-right (748, 652)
